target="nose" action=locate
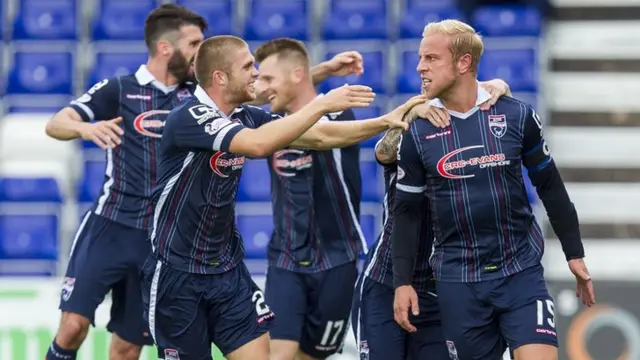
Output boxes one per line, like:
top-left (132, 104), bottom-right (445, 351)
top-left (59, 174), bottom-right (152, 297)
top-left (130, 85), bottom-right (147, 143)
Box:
top-left (416, 59), bottom-right (427, 74)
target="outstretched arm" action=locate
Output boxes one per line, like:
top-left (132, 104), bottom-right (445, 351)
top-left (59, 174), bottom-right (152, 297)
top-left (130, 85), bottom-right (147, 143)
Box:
top-left (289, 95), bottom-right (425, 150)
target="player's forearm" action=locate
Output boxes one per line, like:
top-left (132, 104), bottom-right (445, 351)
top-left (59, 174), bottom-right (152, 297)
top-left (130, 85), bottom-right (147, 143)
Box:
top-left (245, 102), bottom-right (327, 157)
top-left (392, 198), bottom-right (423, 288)
top-left (375, 129), bottom-right (403, 164)
top-left (310, 62), bottom-right (331, 85)
top-left (529, 164), bottom-right (585, 260)
top-left (293, 116), bottom-right (388, 150)
top-left (45, 108), bottom-right (87, 140)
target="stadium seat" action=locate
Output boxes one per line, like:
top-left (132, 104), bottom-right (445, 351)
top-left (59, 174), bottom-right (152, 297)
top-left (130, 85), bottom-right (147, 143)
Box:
top-left (320, 43), bottom-right (386, 94)
top-left (399, 0), bottom-right (464, 38)
top-left (236, 213), bottom-right (272, 258)
top-left (479, 48), bottom-right (537, 92)
top-left (3, 95), bottom-right (71, 113)
top-left (0, 213), bottom-right (59, 259)
top-left (359, 158), bottom-right (383, 202)
top-left (237, 159), bottom-right (271, 201)
top-left (88, 50), bottom-right (147, 86)
top-left (7, 49), bottom-right (74, 95)
top-left (473, 6), bottom-right (542, 37)
top-left (0, 176), bottom-right (62, 261)
top-left (12, 0), bottom-right (78, 40)
top-left (92, 0), bottom-right (155, 40)
top-left (359, 212), bottom-right (378, 249)
top-left (397, 47), bottom-right (421, 94)
top-left (322, 0), bottom-right (388, 40)
top-left (244, 0), bottom-right (308, 41)
top-left (176, 0), bottom-right (233, 36)
top-left (78, 160), bottom-right (106, 204)
top-left (0, 177), bottom-right (63, 202)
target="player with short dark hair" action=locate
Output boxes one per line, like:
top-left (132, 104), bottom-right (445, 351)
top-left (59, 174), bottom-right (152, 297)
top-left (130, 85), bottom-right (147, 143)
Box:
top-left (252, 38), bottom-right (424, 360)
top-left (352, 79), bottom-right (512, 360)
top-left (44, 6), bottom-right (207, 359)
top-left (141, 35), bottom-right (423, 360)
top-left (43, 5), bottom-right (364, 359)
top-left (392, 20), bottom-right (595, 360)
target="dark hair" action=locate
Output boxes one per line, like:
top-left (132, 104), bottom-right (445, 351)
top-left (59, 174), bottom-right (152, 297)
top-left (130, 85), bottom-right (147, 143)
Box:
top-left (254, 38), bottom-right (309, 66)
top-left (144, 4), bottom-right (208, 55)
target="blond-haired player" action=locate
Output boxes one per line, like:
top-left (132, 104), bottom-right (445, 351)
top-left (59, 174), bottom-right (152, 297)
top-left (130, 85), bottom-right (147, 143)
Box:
top-left (392, 20), bottom-right (595, 360)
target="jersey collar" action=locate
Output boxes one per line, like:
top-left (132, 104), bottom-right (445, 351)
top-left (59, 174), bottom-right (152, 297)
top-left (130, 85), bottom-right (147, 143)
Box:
top-left (134, 65), bottom-right (178, 94)
top-left (427, 82), bottom-right (491, 119)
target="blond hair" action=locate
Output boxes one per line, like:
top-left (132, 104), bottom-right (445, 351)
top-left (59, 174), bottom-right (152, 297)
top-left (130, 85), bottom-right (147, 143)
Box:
top-left (423, 19), bottom-right (483, 73)
top-left (194, 35), bottom-right (247, 88)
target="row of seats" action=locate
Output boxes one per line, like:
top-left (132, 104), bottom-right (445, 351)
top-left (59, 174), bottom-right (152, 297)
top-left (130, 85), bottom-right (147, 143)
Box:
top-left (0, 42), bottom-right (539, 97)
top-left (1, 0), bottom-right (542, 41)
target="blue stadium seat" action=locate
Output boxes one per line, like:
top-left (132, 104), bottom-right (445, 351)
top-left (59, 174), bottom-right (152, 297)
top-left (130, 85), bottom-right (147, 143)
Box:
top-left (176, 0), bottom-right (233, 36)
top-left (4, 95), bottom-right (71, 113)
top-left (237, 159), bottom-right (271, 201)
top-left (0, 214), bottom-right (58, 259)
top-left (359, 212), bottom-right (378, 249)
top-left (245, 0), bottom-right (308, 41)
top-left (92, 0), bottom-right (155, 40)
top-left (12, 0), bottom-right (78, 40)
top-left (322, 0), bottom-right (388, 40)
top-left (0, 177), bottom-right (62, 202)
top-left (397, 47), bottom-right (420, 94)
top-left (236, 213), bottom-right (272, 258)
top-left (473, 6), bottom-right (542, 37)
top-left (359, 158), bottom-right (383, 202)
top-left (89, 50), bottom-right (147, 86)
top-left (7, 49), bottom-right (74, 95)
top-left (320, 44), bottom-right (386, 94)
top-left (479, 48), bottom-right (537, 92)
top-left (79, 160), bottom-right (106, 204)
top-left (399, 0), bottom-right (464, 38)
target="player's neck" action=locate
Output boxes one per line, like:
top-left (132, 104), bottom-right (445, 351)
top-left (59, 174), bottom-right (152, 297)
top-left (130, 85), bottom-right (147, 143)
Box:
top-left (208, 88), bottom-right (238, 116)
top-left (440, 76), bottom-right (479, 113)
top-left (146, 58), bottom-right (179, 87)
top-left (285, 83), bottom-right (317, 114)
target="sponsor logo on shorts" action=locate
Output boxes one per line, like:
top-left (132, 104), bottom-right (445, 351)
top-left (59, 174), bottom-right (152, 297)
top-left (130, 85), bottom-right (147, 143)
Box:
top-left (446, 340), bottom-right (459, 360)
top-left (61, 277), bottom-right (75, 302)
top-left (359, 340), bottom-right (369, 360)
top-left (164, 348), bottom-right (180, 360)
top-left (535, 328), bottom-right (557, 337)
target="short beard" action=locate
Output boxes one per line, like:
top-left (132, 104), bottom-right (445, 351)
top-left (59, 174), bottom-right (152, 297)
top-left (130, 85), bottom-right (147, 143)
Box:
top-left (167, 50), bottom-right (191, 84)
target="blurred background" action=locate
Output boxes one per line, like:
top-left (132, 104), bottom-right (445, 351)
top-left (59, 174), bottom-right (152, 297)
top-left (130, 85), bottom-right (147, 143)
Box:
top-left (0, 0), bottom-right (638, 359)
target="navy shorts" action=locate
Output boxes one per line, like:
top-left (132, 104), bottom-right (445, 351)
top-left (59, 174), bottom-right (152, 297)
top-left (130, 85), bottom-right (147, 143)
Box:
top-left (265, 261), bottom-right (357, 359)
top-left (141, 258), bottom-right (274, 359)
top-left (351, 276), bottom-right (449, 360)
top-left (436, 264), bottom-right (557, 360)
top-left (60, 211), bottom-right (152, 346)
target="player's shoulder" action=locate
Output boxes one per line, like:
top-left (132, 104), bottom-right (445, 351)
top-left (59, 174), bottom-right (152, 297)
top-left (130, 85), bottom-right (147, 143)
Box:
top-left (493, 96), bottom-right (533, 118)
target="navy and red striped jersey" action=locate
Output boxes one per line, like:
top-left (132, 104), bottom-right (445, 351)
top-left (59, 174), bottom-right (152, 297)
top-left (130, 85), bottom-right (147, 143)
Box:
top-left (363, 162), bottom-right (434, 293)
top-left (151, 86), bottom-right (280, 274)
top-left (69, 65), bottom-right (195, 230)
top-left (395, 86), bottom-right (547, 283)
top-left (266, 108), bottom-right (365, 273)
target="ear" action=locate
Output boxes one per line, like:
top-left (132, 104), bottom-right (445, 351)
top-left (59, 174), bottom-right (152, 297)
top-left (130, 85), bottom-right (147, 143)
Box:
top-left (457, 54), bottom-right (473, 75)
top-left (213, 70), bottom-right (227, 86)
top-left (289, 66), bottom-right (306, 84)
top-left (157, 39), bottom-right (174, 57)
